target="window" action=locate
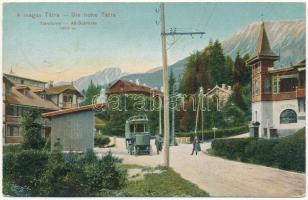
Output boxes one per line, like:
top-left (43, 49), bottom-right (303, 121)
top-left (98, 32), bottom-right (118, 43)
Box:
top-left (5, 85), bottom-right (12, 96)
top-left (254, 79), bottom-right (260, 96)
top-left (298, 98), bottom-right (305, 113)
top-left (279, 78), bottom-right (298, 92)
top-left (20, 80), bottom-right (24, 84)
top-left (280, 109), bottom-right (297, 124)
top-left (24, 89), bottom-right (30, 97)
top-left (6, 125), bottom-right (20, 136)
top-left (272, 77), bottom-right (280, 94)
top-left (264, 79), bottom-right (271, 94)
top-left (6, 105), bottom-right (20, 116)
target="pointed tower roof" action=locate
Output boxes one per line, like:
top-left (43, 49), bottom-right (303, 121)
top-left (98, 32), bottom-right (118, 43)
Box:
top-left (247, 22), bottom-right (279, 65)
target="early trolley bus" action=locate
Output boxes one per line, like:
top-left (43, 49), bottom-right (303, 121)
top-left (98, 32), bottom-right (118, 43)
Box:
top-left (125, 115), bottom-right (152, 155)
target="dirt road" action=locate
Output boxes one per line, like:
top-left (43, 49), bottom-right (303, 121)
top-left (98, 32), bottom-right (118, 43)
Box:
top-left (95, 138), bottom-right (305, 197)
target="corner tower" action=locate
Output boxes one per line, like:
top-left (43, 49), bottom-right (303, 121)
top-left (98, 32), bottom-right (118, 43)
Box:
top-left (247, 22), bottom-right (279, 103)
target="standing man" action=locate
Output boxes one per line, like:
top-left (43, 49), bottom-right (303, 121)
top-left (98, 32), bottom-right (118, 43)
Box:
top-left (155, 134), bottom-right (162, 155)
top-left (191, 136), bottom-right (201, 155)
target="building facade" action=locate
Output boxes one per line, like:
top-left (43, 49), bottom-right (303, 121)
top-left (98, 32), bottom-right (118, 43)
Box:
top-left (42, 104), bottom-right (102, 152)
top-left (247, 22), bottom-right (306, 138)
top-left (205, 84), bottom-right (232, 108)
top-left (3, 73), bottom-right (83, 144)
top-left (106, 80), bottom-right (163, 97)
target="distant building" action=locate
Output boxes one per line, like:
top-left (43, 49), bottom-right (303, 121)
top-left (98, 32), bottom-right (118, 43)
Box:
top-left (205, 84), bottom-right (232, 108)
top-left (42, 104), bottom-right (104, 152)
top-left (3, 73), bottom-right (84, 144)
top-left (246, 22), bottom-right (306, 138)
top-left (106, 80), bottom-right (163, 97)
top-left (45, 84), bottom-right (84, 109)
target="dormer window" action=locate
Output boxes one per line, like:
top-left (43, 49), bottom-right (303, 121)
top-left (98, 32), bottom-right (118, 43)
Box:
top-left (24, 89), bottom-right (30, 96)
top-left (16, 85), bottom-right (30, 97)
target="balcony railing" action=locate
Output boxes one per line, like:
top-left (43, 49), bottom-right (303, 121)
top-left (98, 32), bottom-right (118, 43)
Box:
top-left (5, 115), bottom-right (51, 126)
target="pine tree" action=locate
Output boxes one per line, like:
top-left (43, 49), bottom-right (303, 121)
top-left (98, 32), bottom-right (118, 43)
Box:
top-left (81, 80), bottom-right (102, 106)
top-left (233, 51), bottom-right (250, 86)
top-left (169, 69), bottom-right (176, 96)
top-left (224, 55), bottom-right (234, 86)
top-left (182, 52), bottom-right (199, 94)
top-left (208, 40), bottom-right (227, 85)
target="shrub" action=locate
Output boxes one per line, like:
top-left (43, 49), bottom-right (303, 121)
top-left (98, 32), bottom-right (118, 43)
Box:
top-left (95, 134), bottom-right (111, 147)
top-left (82, 149), bottom-right (98, 164)
top-left (3, 150), bottom-right (127, 197)
top-left (212, 138), bottom-right (254, 159)
top-left (243, 139), bottom-right (278, 165)
top-left (36, 151), bottom-right (126, 197)
top-left (211, 128), bottom-right (305, 172)
top-left (272, 128), bottom-right (305, 172)
top-left (44, 137), bottom-right (51, 151)
top-left (3, 150), bottom-right (50, 196)
top-left (178, 125), bottom-right (249, 141)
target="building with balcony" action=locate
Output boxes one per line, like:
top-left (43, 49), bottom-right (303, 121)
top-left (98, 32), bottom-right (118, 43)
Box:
top-left (3, 74), bottom-right (84, 144)
top-left (45, 84), bottom-right (84, 109)
top-left (3, 74), bottom-right (60, 144)
top-left (246, 22), bottom-right (306, 138)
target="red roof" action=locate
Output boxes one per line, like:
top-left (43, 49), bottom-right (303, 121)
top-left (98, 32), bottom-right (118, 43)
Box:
top-left (42, 103), bottom-right (105, 118)
top-left (106, 80), bottom-right (163, 96)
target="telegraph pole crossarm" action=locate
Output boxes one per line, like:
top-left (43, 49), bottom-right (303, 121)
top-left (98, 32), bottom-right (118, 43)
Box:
top-left (164, 31), bottom-right (205, 36)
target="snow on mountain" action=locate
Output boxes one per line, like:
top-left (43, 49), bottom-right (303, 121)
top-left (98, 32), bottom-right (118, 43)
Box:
top-left (57, 20), bottom-right (305, 91)
top-left (56, 67), bottom-right (126, 91)
top-left (222, 20), bottom-right (305, 66)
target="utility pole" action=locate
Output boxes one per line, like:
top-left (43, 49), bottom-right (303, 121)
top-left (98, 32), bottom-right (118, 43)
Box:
top-left (171, 84), bottom-right (176, 146)
top-left (160, 2), bottom-right (205, 168)
top-left (160, 3), bottom-right (170, 167)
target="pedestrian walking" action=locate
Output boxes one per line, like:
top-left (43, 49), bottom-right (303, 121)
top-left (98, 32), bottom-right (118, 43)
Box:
top-left (155, 134), bottom-right (162, 155)
top-left (191, 136), bottom-right (201, 155)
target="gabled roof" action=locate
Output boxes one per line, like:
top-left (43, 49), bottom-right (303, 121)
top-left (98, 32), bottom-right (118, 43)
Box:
top-left (247, 22), bottom-right (279, 64)
top-left (46, 85), bottom-right (83, 97)
top-left (106, 80), bottom-right (163, 96)
top-left (3, 76), bottom-right (14, 85)
top-left (3, 73), bottom-right (47, 84)
top-left (42, 103), bottom-right (105, 118)
top-left (294, 59), bottom-right (305, 68)
top-left (7, 84), bottom-right (60, 111)
top-left (205, 85), bottom-right (232, 96)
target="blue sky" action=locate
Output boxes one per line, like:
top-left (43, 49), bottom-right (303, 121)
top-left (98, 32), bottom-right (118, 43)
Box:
top-left (3, 2), bottom-right (305, 82)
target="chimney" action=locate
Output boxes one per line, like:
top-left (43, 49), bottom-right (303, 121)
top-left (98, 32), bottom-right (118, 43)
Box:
top-left (222, 84), bottom-right (226, 89)
top-left (228, 85), bottom-right (232, 91)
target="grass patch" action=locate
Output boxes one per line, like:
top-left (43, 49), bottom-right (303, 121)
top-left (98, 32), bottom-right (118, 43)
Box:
top-left (119, 167), bottom-right (209, 197)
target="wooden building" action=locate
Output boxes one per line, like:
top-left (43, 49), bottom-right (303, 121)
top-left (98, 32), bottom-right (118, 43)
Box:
top-left (205, 84), bottom-right (233, 107)
top-left (246, 22), bottom-right (306, 138)
top-left (3, 73), bottom-right (84, 144)
top-left (106, 80), bottom-right (163, 97)
top-left (3, 74), bottom-right (59, 144)
top-left (42, 104), bottom-right (105, 152)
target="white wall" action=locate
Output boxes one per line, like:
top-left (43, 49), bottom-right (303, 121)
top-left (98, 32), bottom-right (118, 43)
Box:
top-left (252, 99), bottom-right (305, 138)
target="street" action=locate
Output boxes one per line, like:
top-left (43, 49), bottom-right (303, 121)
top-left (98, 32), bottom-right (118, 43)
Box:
top-left (95, 137), bottom-right (305, 197)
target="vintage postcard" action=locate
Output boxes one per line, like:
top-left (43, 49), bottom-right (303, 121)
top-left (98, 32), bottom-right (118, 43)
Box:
top-left (2, 1), bottom-right (306, 198)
